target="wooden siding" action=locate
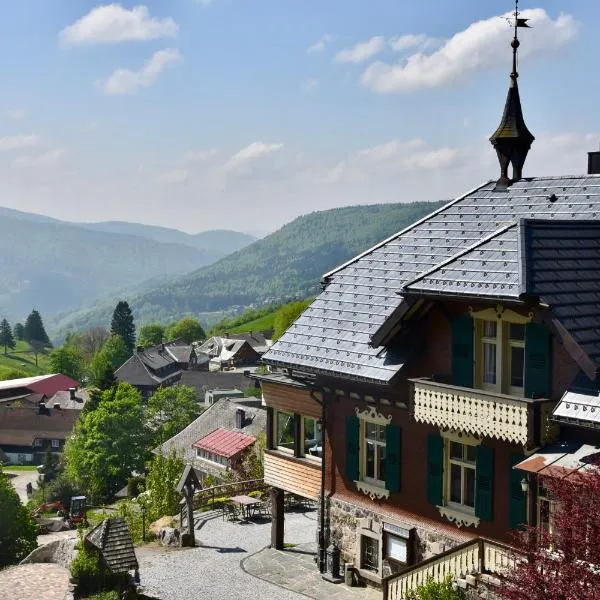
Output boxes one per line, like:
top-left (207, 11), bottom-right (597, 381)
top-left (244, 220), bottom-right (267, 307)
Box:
top-left (264, 450), bottom-right (321, 500)
top-left (261, 382), bottom-right (321, 418)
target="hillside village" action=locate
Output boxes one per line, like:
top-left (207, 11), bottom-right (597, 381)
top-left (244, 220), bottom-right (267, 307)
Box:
top-left (2, 3), bottom-right (600, 600)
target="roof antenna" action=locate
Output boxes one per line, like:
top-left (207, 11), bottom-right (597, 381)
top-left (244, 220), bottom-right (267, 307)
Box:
top-left (489, 0), bottom-right (534, 190)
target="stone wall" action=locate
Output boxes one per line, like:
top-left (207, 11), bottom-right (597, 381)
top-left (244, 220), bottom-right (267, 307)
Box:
top-left (328, 497), bottom-right (464, 568)
top-left (20, 537), bottom-right (77, 570)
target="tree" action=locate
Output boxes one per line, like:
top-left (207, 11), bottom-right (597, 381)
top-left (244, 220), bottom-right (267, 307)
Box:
top-left (0, 319), bottom-right (16, 355)
top-left (273, 299), bottom-right (312, 340)
top-left (65, 327), bottom-right (109, 363)
top-left (110, 301), bottom-right (135, 355)
top-left (13, 322), bottom-right (24, 341)
top-left (138, 323), bottom-right (165, 347)
top-left (165, 318), bottom-right (206, 344)
top-left (23, 309), bottom-right (51, 347)
top-left (0, 469), bottom-right (38, 567)
top-left (64, 383), bottom-right (149, 503)
top-left (145, 452), bottom-right (184, 521)
top-left (89, 334), bottom-right (130, 389)
top-left (49, 346), bottom-right (83, 380)
top-left (499, 468), bottom-right (600, 600)
top-left (237, 432), bottom-right (266, 481)
top-left (145, 385), bottom-right (199, 446)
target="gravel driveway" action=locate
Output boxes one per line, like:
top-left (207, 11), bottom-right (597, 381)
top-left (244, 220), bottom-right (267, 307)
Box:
top-left (5, 469), bottom-right (38, 504)
top-left (137, 509), bottom-right (318, 600)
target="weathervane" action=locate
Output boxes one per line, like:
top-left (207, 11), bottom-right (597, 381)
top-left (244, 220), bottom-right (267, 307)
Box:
top-left (508, 0), bottom-right (531, 82)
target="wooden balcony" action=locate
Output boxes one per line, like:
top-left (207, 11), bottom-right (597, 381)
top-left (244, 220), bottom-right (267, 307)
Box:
top-left (410, 377), bottom-right (556, 446)
top-left (264, 450), bottom-right (321, 500)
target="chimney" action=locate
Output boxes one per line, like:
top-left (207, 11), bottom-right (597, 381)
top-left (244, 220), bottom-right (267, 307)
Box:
top-left (235, 408), bottom-right (245, 429)
top-left (69, 387), bottom-right (76, 400)
top-left (588, 151), bottom-right (600, 175)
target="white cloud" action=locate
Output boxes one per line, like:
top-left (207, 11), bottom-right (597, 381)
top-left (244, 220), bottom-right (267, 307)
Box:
top-left (156, 168), bottom-right (188, 185)
top-left (12, 148), bottom-right (66, 169)
top-left (6, 108), bottom-right (25, 120)
top-left (183, 148), bottom-right (218, 162)
top-left (303, 78), bottom-right (319, 92)
top-left (98, 48), bottom-right (182, 95)
top-left (307, 34), bottom-right (332, 54)
top-left (59, 4), bottom-right (178, 47)
top-left (334, 36), bottom-right (386, 64)
top-left (223, 142), bottom-right (283, 173)
top-left (362, 9), bottom-right (577, 93)
top-left (390, 33), bottom-right (441, 52)
top-left (0, 134), bottom-right (40, 152)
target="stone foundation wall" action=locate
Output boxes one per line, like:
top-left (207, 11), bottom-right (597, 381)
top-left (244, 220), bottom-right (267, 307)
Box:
top-left (328, 497), bottom-right (464, 567)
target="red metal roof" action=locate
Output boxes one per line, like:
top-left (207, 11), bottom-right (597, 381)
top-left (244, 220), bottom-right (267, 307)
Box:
top-left (192, 428), bottom-right (256, 458)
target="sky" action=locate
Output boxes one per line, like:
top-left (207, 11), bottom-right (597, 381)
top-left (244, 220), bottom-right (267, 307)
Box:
top-left (0, 1), bottom-right (598, 234)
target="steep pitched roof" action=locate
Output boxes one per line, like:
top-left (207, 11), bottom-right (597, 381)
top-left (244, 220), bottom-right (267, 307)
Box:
top-left (156, 397), bottom-right (266, 466)
top-left (86, 518), bottom-right (138, 573)
top-left (115, 345), bottom-right (181, 387)
top-left (179, 371), bottom-right (253, 397)
top-left (45, 389), bottom-right (89, 410)
top-left (264, 175), bottom-right (600, 384)
top-left (0, 407), bottom-right (79, 446)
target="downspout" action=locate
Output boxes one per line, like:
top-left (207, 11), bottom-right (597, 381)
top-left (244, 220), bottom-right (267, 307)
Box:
top-left (310, 386), bottom-right (327, 573)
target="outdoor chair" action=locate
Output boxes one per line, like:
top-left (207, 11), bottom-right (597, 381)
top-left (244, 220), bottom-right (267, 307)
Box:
top-left (222, 502), bottom-right (240, 522)
top-left (258, 497), bottom-right (272, 518)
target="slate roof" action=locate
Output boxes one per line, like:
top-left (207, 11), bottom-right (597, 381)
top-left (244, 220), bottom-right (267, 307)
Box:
top-left (45, 389), bottom-right (89, 410)
top-left (115, 345), bottom-right (181, 387)
top-left (155, 397), bottom-right (266, 467)
top-left (179, 370), bottom-right (254, 397)
top-left (0, 406), bottom-right (79, 446)
top-left (86, 517), bottom-right (138, 573)
top-left (263, 175), bottom-right (600, 384)
top-left (165, 344), bottom-right (194, 364)
top-left (193, 428), bottom-right (256, 458)
top-left (226, 332), bottom-right (271, 354)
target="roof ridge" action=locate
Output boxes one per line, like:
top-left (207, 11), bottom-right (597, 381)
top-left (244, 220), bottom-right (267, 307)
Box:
top-left (322, 180), bottom-right (493, 280)
top-left (403, 221), bottom-right (519, 291)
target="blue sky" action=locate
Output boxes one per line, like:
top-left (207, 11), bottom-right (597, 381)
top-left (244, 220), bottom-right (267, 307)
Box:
top-left (0, 1), bottom-right (597, 233)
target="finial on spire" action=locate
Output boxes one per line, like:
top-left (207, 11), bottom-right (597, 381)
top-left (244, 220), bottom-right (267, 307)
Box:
top-left (489, 0), bottom-right (534, 189)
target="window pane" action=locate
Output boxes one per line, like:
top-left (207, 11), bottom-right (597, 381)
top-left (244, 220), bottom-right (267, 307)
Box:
top-left (365, 422), bottom-right (377, 440)
top-left (276, 411), bottom-right (294, 450)
top-left (377, 424), bottom-right (386, 442)
top-left (450, 463), bottom-right (462, 503)
top-left (361, 537), bottom-right (379, 571)
top-left (378, 445), bottom-right (386, 482)
top-left (366, 441), bottom-right (375, 479)
top-left (465, 445), bottom-right (477, 463)
top-left (450, 441), bottom-right (462, 460)
top-left (510, 346), bottom-right (525, 388)
top-left (483, 321), bottom-right (497, 338)
top-left (303, 417), bottom-right (322, 457)
top-left (482, 342), bottom-right (496, 384)
top-left (385, 535), bottom-right (407, 563)
top-left (464, 467), bottom-right (476, 508)
top-left (509, 323), bottom-right (525, 341)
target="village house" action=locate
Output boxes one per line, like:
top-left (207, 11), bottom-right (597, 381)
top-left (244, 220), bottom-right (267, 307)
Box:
top-left (164, 340), bottom-right (204, 371)
top-left (115, 344), bottom-right (181, 399)
top-left (256, 25), bottom-right (600, 597)
top-left (0, 374), bottom-right (80, 405)
top-left (156, 396), bottom-right (266, 485)
top-left (197, 336), bottom-right (261, 371)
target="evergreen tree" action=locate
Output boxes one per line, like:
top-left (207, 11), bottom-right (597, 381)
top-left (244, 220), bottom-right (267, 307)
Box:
top-left (110, 301), bottom-right (135, 355)
top-left (0, 319), bottom-right (16, 355)
top-left (12, 323), bottom-right (24, 340)
top-left (23, 310), bottom-right (51, 346)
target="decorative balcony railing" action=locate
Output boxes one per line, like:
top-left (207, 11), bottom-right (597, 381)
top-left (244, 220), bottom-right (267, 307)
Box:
top-left (410, 378), bottom-right (554, 446)
top-left (383, 538), bottom-right (520, 600)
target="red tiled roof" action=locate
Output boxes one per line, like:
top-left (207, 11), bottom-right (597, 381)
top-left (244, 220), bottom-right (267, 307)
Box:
top-left (192, 428), bottom-right (256, 459)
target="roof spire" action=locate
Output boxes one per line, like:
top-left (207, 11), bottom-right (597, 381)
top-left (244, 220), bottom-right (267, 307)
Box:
top-left (489, 0), bottom-right (534, 189)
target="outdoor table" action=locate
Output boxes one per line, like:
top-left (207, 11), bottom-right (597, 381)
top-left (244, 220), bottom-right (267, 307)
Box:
top-left (229, 495), bottom-right (262, 519)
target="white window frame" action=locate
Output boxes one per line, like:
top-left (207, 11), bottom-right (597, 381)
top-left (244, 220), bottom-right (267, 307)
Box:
top-left (301, 416), bottom-right (322, 462)
top-left (51, 439), bottom-right (60, 449)
top-left (273, 409), bottom-right (295, 455)
top-left (446, 440), bottom-right (477, 513)
top-left (361, 421), bottom-right (387, 487)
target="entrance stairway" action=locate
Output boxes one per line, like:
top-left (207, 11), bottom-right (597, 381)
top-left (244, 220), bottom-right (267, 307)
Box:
top-left (383, 538), bottom-right (519, 600)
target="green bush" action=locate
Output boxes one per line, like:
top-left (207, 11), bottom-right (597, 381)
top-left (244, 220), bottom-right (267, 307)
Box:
top-left (406, 575), bottom-right (461, 600)
top-left (71, 542), bottom-right (102, 596)
top-left (127, 476), bottom-right (145, 499)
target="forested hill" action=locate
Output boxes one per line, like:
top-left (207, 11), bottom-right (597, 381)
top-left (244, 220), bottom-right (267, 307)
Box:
top-left (51, 201), bottom-right (444, 334)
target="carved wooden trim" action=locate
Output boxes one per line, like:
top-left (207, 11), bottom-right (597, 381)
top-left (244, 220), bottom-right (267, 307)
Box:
top-left (468, 304), bottom-right (533, 324)
top-left (355, 406), bottom-right (392, 425)
top-left (437, 505), bottom-right (480, 529)
top-left (439, 430), bottom-right (482, 445)
top-left (355, 480), bottom-right (390, 501)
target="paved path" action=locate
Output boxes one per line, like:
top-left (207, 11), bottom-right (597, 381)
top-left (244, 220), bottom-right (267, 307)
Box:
top-left (137, 507), bottom-right (381, 600)
top-left (5, 469), bottom-right (38, 504)
top-left (0, 563), bottom-right (70, 600)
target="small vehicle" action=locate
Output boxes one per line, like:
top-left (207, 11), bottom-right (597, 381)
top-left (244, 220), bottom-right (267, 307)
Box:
top-left (33, 495), bottom-right (89, 530)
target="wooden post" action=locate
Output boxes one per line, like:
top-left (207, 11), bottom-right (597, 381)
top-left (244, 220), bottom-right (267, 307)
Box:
top-left (270, 487), bottom-right (284, 550)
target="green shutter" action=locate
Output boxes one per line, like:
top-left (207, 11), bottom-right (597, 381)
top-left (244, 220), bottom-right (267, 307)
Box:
top-left (427, 435), bottom-right (444, 506)
top-left (524, 323), bottom-right (551, 399)
top-left (452, 316), bottom-right (474, 388)
top-left (385, 425), bottom-right (402, 493)
top-left (475, 445), bottom-right (494, 521)
top-left (346, 415), bottom-right (360, 482)
top-left (509, 454), bottom-right (527, 529)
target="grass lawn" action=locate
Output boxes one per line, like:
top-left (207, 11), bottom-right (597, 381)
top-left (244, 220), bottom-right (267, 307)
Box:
top-left (2, 465), bottom-right (38, 472)
top-left (229, 311), bottom-right (276, 335)
top-left (0, 340), bottom-right (51, 377)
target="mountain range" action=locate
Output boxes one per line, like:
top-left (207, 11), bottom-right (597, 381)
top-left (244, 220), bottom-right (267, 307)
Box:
top-left (49, 201), bottom-right (444, 338)
top-left (0, 206), bottom-right (255, 324)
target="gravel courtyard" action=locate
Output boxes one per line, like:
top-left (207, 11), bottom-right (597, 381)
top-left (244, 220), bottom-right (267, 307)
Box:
top-left (137, 508), bottom-right (319, 600)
